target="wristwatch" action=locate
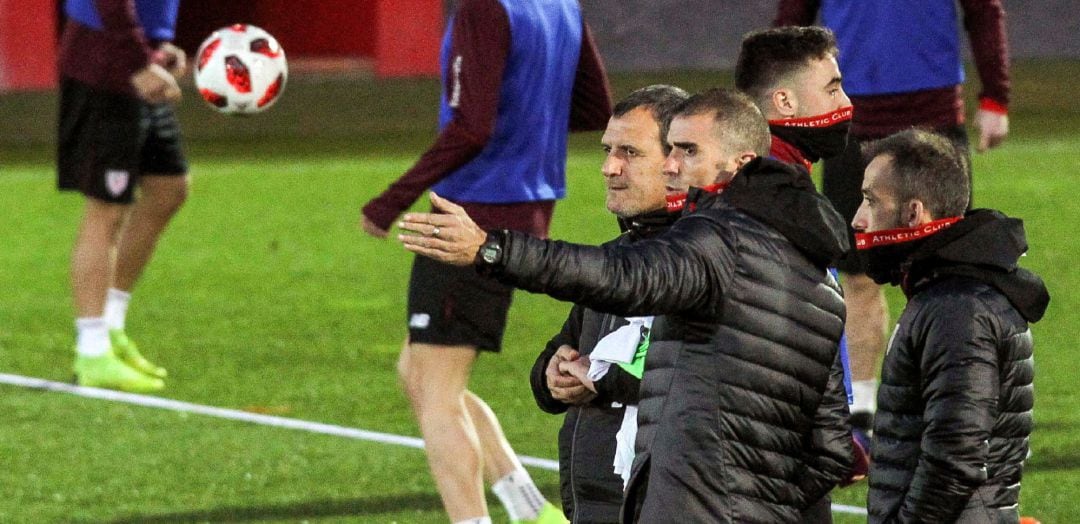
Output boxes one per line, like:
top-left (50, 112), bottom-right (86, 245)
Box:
top-left (476, 231), bottom-right (506, 267)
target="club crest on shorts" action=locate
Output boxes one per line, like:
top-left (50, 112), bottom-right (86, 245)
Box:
top-left (409, 313), bottom-right (431, 329)
top-left (105, 169), bottom-right (130, 197)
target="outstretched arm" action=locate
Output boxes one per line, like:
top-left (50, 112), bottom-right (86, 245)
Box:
top-left (399, 193), bottom-right (734, 319)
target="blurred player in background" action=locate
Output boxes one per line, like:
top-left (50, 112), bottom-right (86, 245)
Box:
top-left (59, 0), bottom-right (189, 392)
top-left (530, 84), bottom-right (687, 523)
top-left (774, 0), bottom-right (1011, 440)
top-left (360, 0), bottom-right (611, 522)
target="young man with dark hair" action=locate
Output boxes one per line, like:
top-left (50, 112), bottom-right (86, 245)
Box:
top-left (360, 0), bottom-right (611, 522)
top-left (736, 25), bottom-right (852, 172)
top-left (852, 129), bottom-right (1047, 523)
top-left (735, 27), bottom-right (869, 523)
top-left (59, 0), bottom-right (189, 392)
top-left (531, 84), bottom-right (688, 523)
top-left (775, 0), bottom-right (1013, 436)
top-left (398, 88), bottom-right (855, 522)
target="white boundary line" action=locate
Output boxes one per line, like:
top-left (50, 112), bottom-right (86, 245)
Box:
top-left (0, 372), bottom-right (866, 516)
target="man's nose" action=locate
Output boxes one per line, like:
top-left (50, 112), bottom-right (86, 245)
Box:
top-left (602, 155), bottom-right (621, 178)
top-left (851, 203), bottom-right (868, 231)
top-left (662, 154), bottom-right (679, 177)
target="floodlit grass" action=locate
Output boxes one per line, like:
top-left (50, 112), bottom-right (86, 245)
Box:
top-left (1, 61), bottom-right (1077, 522)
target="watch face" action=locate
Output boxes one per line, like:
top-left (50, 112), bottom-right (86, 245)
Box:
top-left (482, 245), bottom-right (499, 263)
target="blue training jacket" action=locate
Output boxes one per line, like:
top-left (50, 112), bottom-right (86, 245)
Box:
top-left (432, 0), bottom-right (582, 204)
top-left (65, 0), bottom-right (180, 41)
top-left (820, 0), bottom-right (964, 96)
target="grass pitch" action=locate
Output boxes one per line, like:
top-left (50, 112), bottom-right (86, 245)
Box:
top-left (0, 61), bottom-right (1077, 522)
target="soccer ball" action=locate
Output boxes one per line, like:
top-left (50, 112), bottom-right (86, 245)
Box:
top-left (194, 24), bottom-right (287, 115)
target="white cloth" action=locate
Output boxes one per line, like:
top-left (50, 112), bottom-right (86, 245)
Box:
top-left (584, 316), bottom-right (652, 488)
top-left (587, 316), bottom-right (653, 381)
top-left (614, 405), bottom-right (639, 487)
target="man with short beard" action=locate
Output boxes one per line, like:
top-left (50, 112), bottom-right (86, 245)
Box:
top-left (852, 129), bottom-right (1048, 523)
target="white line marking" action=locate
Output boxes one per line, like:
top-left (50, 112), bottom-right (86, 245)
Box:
top-left (0, 372), bottom-right (866, 515)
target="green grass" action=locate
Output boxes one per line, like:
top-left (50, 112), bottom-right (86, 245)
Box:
top-left (1, 61), bottom-right (1078, 522)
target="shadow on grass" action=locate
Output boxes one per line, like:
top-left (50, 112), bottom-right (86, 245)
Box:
top-left (1025, 450), bottom-right (1080, 472)
top-left (101, 484), bottom-right (562, 523)
top-left (103, 493), bottom-right (445, 523)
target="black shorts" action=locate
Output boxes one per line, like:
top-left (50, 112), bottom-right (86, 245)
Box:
top-left (407, 254), bottom-right (514, 352)
top-left (57, 77), bottom-right (188, 204)
top-left (823, 125), bottom-right (970, 274)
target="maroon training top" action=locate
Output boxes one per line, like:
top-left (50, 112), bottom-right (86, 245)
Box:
top-left (58, 0), bottom-right (166, 95)
top-left (361, 0), bottom-right (612, 237)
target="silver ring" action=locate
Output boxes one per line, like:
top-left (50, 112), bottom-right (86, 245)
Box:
top-left (431, 226), bottom-right (441, 238)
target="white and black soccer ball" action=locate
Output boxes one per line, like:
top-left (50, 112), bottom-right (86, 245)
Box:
top-left (194, 24), bottom-right (287, 115)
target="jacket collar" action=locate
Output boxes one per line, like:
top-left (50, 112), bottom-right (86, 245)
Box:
top-left (903, 209), bottom-right (1050, 322)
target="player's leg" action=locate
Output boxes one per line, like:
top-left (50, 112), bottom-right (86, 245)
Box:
top-left (822, 137), bottom-right (888, 438)
top-left (465, 391), bottom-right (561, 522)
top-left (398, 341), bottom-right (488, 522)
top-left (403, 255), bottom-right (562, 523)
top-left (113, 175), bottom-right (188, 292)
top-left (72, 198), bottom-right (127, 321)
top-left (841, 273), bottom-right (887, 414)
top-left (465, 391), bottom-right (520, 481)
top-left (109, 103), bottom-right (189, 378)
top-left (60, 78), bottom-right (162, 392)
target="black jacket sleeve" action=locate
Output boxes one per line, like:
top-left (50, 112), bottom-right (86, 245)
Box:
top-left (593, 366), bottom-right (641, 406)
top-left (898, 296), bottom-right (999, 522)
top-left (530, 304), bottom-right (584, 414)
top-left (798, 350), bottom-right (855, 506)
top-left (493, 214), bottom-right (737, 320)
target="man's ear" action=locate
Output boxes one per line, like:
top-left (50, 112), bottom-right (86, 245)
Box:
top-left (736, 152), bottom-right (757, 168)
top-left (771, 88), bottom-right (796, 118)
top-left (905, 199), bottom-right (927, 227)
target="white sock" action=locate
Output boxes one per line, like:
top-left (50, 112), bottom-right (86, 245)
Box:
top-left (453, 518), bottom-right (491, 524)
top-left (851, 379), bottom-right (879, 415)
top-left (75, 317), bottom-right (110, 357)
top-left (492, 469), bottom-right (546, 521)
top-left (103, 288), bottom-right (132, 331)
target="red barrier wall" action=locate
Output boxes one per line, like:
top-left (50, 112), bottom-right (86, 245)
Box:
top-left (0, 0), bottom-right (58, 91)
top-left (176, 0), bottom-right (440, 78)
top-left (0, 0), bottom-right (440, 90)
top-left (373, 0), bottom-right (442, 77)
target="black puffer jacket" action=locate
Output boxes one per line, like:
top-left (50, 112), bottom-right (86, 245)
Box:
top-left (531, 210), bottom-right (674, 524)
top-left (868, 209), bottom-right (1050, 524)
top-left (490, 158), bottom-right (855, 522)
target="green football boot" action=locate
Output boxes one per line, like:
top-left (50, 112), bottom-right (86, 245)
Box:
top-left (514, 502), bottom-right (569, 524)
top-left (110, 330), bottom-right (167, 379)
top-left (74, 351), bottom-right (164, 393)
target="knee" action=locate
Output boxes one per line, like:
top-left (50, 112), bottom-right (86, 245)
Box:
top-left (142, 177), bottom-right (189, 215)
top-left (160, 178), bottom-right (189, 213)
top-left (396, 349), bottom-right (425, 406)
top-left (84, 199), bottom-right (128, 236)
